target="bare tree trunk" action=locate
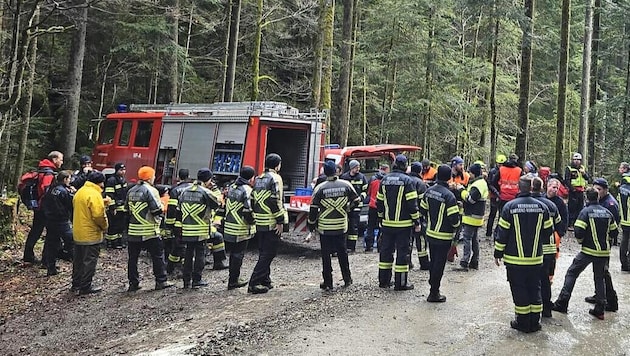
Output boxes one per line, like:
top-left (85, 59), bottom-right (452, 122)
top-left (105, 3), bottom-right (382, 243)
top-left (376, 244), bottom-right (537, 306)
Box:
top-left (168, 0), bottom-right (179, 103)
top-left (346, 0), bottom-right (359, 145)
top-left (224, 0), bottom-right (241, 102)
top-left (489, 6), bottom-right (499, 169)
top-left (362, 66), bottom-right (367, 145)
top-left (578, 0), bottom-right (594, 159)
top-left (321, 0), bottom-right (335, 143)
top-left (14, 7), bottom-right (39, 186)
top-left (622, 25), bottom-right (630, 164)
top-left (220, 0), bottom-right (232, 101)
top-left (61, 3), bottom-right (88, 160)
top-left (555, 0), bottom-right (571, 173)
top-left (421, 10), bottom-right (435, 159)
top-left (333, 0), bottom-right (354, 146)
top-left (179, 3), bottom-right (194, 103)
top-left (515, 0), bottom-right (534, 163)
top-left (251, 0), bottom-right (263, 101)
top-left (587, 0), bottom-right (600, 173)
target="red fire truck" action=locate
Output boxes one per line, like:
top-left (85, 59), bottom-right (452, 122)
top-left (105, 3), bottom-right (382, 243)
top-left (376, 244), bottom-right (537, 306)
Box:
top-left (324, 144), bottom-right (422, 174)
top-left (92, 102), bottom-right (326, 192)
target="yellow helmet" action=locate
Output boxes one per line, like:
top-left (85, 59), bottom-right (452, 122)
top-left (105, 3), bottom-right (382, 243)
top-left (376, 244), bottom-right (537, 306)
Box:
top-left (473, 160), bottom-right (486, 169)
top-left (496, 154), bottom-right (507, 164)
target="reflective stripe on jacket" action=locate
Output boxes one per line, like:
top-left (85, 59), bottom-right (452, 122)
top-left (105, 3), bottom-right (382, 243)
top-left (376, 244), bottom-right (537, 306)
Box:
top-left (177, 181), bottom-right (220, 242)
top-left (125, 181), bottom-right (163, 241)
top-left (252, 169), bottom-right (286, 231)
top-left (419, 181), bottom-right (460, 240)
top-left (309, 177), bottom-right (360, 235)
top-left (574, 203), bottom-right (618, 257)
top-left (460, 176), bottom-right (488, 227)
top-left (376, 170), bottom-right (421, 228)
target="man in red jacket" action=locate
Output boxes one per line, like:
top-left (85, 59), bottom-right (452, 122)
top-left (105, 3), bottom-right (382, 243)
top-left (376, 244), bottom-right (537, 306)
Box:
top-left (23, 151), bottom-right (64, 265)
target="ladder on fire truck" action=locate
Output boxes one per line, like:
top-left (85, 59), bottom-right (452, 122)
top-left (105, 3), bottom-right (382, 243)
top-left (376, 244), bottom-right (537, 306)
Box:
top-left (128, 102), bottom-right (327, 122)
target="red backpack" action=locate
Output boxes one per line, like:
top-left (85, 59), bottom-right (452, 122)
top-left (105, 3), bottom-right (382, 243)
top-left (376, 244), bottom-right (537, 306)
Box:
top-left (17, 169), bottom-right (54, 210)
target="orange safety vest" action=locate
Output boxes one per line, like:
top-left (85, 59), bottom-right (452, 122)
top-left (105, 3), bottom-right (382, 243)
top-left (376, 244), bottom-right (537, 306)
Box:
top-left (498, 165), bottom-right (521, 201)
top-left (449, 171), bottom-right (470, 187)
top-left (421, 166), bottom-right (437, 182)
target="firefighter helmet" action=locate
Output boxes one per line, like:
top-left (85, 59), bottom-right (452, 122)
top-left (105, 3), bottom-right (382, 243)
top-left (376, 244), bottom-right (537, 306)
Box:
top-left (572, 152), bottom-right (582, 160)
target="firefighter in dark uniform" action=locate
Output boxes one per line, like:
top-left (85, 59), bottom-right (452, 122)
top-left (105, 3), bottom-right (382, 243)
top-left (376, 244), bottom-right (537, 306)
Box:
top-left (485, 154), bottom-right (505, 237)
top-left (165, 168), bottom-right (192, 274)
top-left (340, 159), bottom-right (368, 253)
top-left (531, 176), bottom-right (560, 318)
top-left (308, 161), bottom-right (361, 290)
top-left (408, 162), bottom-right (429, 270)
top-left (420, 165), bottom-right (461, 302)
top-left (618, 172), bottom-right (630, 271)
top-left (584, 178), bottom-right (619, 312)
top-left (205, 182), bottom-right (229, 270)
top-left (248, 153), bottom-right (288, 294)
top-left (219, 166), bottom-right (256, 290)
top-left (376, 154), bottom-right (421, 291)
top-left (104, 163), bottom-right (128, 249)
top-left (71, 155), bottom-right (93, 190)
top-left (177, 168), bottom-right (221, 288)
top-left (564, 152), bottom-right (590, 227)
top-left (553, 187), bottom-right (619, 320)
top-left (494, 175), bottom-right (552, 333)
top-left (454, 163), bottom-right (488, 271)
top-left (126, 166), bottom-right (172, 291)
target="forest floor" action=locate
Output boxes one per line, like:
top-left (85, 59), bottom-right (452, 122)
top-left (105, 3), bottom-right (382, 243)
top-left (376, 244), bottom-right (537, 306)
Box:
top-left (1, 224), bottom-right (630, 355)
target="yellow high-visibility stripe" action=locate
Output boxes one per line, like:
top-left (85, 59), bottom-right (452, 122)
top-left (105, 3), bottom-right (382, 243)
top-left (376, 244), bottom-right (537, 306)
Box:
top-left (503, 255), bottom-right (543, 265)
top-left (378, 262), bottom-right (393, 270)
top-left (514, 305), bottom-right (529, 315)
top-left (514, 215), bottom-right (524, 258)
top-left (394, 264), bottom-right (409, 272)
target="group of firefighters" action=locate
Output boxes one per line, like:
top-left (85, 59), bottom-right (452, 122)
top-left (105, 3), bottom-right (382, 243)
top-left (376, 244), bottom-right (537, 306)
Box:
top-left (308, 151), bottom-right (628, 332)
top-left (22, 149), bottom-right (629, 332)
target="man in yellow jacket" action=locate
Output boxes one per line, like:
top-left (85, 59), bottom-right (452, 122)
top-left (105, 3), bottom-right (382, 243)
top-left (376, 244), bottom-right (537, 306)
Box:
top-left (72, 171), bottom-right (108, 295)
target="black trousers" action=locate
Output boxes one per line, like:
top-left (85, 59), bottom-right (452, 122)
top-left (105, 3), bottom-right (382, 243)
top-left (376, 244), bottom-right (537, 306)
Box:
top-left (567, 190), bottom-right (584, 226)
top-left (558, 252), bottom-right (606, 306)
top-left (507, 265), bottom-right (542, 316)
top-left (44, 222), bottom-right (73, 270)
top-left (346, 210), bottom-right (360, 251)
top-left (24, 209), bottom-right (46, 262)
top-left (320, 233), bottom-right (351, 287)
top-left (164, 236), bottom-right (185, 264)
top-left (540, 256), bottom-right (554, 311)
top-left (620, 229), bottom-right (630, 269)
top-left (365, 208), bottom-right (379, 249)
top-left (427, 238), bottom-right (451, 294)
top-left (72, 244), bottom-right (100, 291)
top-left (485, 199), bottom-right (499, 236)
top-left (183, 241), bottom-right (207, 283)
top-left (249, 230), bottom-right (280, 288)
top-left (379, 227), bottom-right (411, 287)
top-left (127, 238), bottom-right (167, 286)
top-left (227, 239), bottom-right (250, 284)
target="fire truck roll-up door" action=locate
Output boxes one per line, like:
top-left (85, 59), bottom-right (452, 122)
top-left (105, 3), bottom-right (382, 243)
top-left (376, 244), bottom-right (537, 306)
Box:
top-left (264, 124), bottom-right (309, 192)
top-left (177, 122), bottom-right (218, 176)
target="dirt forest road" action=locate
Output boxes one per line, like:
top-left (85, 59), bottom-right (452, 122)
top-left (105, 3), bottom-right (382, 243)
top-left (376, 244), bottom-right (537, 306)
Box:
top-left (1, 231), bottom-right (630, 356)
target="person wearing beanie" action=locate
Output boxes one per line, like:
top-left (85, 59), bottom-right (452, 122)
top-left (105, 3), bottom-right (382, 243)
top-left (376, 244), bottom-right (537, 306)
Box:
top-left (491, 153), bottom-right (523, 219)
top-left (104, 163), bottom-right (128, 249)
top-left (449, 156), bottom-right (470, 188)
top-left (523, 161), bottom-right (538, 176)
top-left (174, 168), bottom-right (222, 289)
top-left (71, 155), bottom-right (93, 190)
top-left (217, 166), bottom-right (257, 290)
top-left (308, 162), bottom-right (361, 291)
top-left (248, 153), bottom-right (287, 294)
top-left (71, 170), bottom-right (108, 295)
top-left (164, 168), bottom-right (194, 275)
top-left (564, 152), bottom-right (591, 228)
top-left (365, 163), bottom-right (390, 252)
top-left (41, 171), bottom-right (75, 276)
top-left (495, 175), bottom-right (552, 332)
top-left (340, 159), bottom-right (368, 253)
top-left (407, 162), bottom-right (430, 270)
top-left (421, 159), bottom-right (437, 186)
top-left (581, 177), bottom-right (620, 312)
top-left (485, 155), bottom-right (505, 237)
top-left (125, 165), bottom-right (173, 291)
top-left (452, 163), bottom-right (488, 272)
top-left (553, 187), bottom-right (619, 321)
top-left (420, 164), bottom-right (461, 302)
top-left (376, 154), bottom-right (420, 291)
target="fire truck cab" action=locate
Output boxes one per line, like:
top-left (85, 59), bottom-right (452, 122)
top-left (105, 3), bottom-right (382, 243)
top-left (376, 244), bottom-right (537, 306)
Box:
top-left (324, 144), bottom-right (422, 176)
top-left (92, 102), bottom-right (326, 194)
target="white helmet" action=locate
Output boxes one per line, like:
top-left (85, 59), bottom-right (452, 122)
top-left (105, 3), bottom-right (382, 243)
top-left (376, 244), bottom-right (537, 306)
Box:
top-left (572, 152), bottom-right (582, 160)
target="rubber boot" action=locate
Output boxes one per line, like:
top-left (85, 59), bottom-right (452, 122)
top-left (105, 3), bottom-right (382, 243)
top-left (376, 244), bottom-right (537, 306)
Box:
top-left (552, 299), bottom-right (568, 314)
top-left (510, 314), bottom-right (530, 333)
top-left (542, 302), bottom-right (553, 318)
top-left (213, 250), bottom-right (229, 270)
top-left (589, 303), bottom-right (605, 320)
top-left (378, 267), bottom-right (392, 288)
top-left (606, 291), bottom-right (619, 312)
top-left (394, 271), bottom-right (414, 291)
top-left (530, 312), bottom-right (541, 332)
top-left (320, 272), bottom-right (333, 291)
top-left (340, 264), bottom-right (352, 287)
